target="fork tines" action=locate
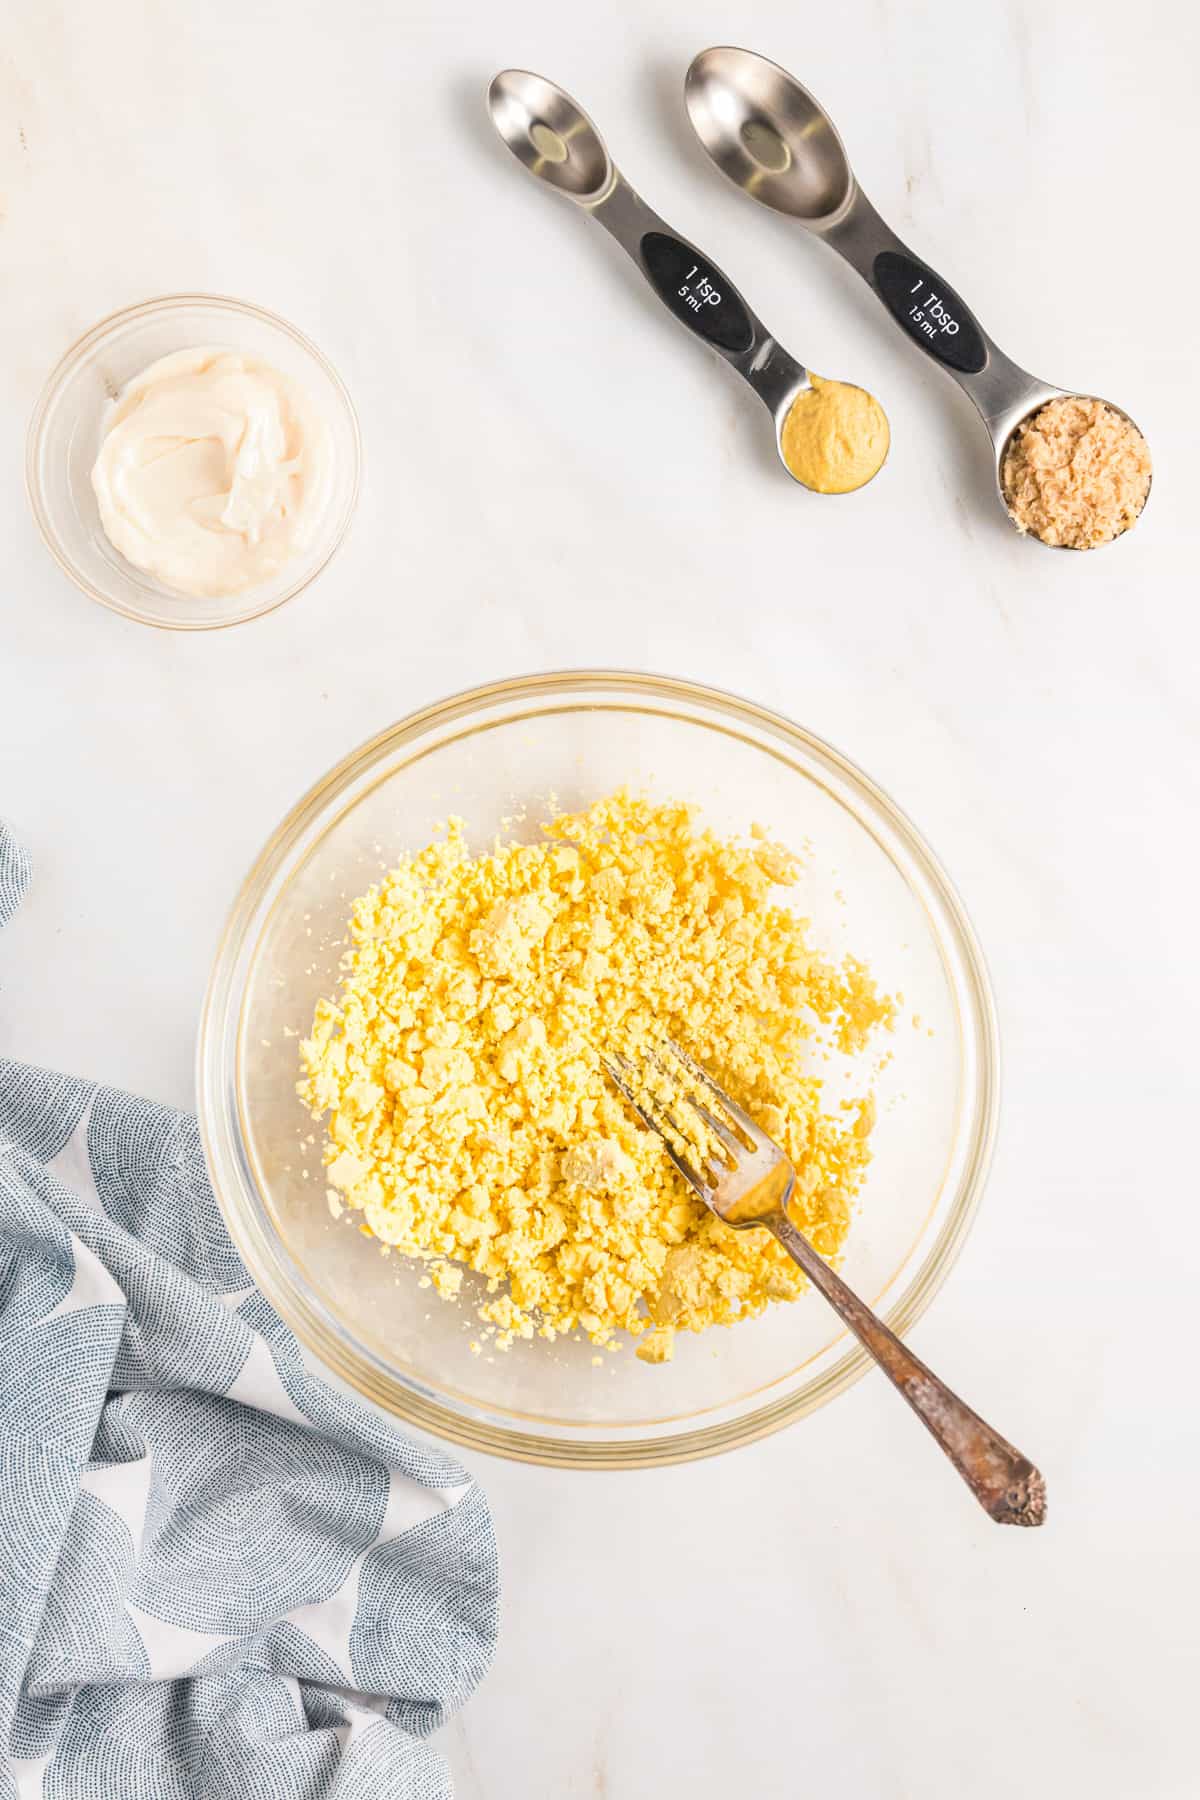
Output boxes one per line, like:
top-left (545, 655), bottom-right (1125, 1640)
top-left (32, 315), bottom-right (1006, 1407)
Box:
top-left (600, 1038), bottom-right (751, 1200)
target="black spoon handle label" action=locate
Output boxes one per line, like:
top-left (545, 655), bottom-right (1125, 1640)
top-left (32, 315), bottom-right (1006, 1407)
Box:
top-left (873, 250), bottom-right (987, 374)
top-left (639, 232), bottom-right (755, 355)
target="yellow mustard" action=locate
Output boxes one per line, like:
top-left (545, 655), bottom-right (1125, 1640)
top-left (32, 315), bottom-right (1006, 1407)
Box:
top-left (781, 374), bottom-right (889, 494)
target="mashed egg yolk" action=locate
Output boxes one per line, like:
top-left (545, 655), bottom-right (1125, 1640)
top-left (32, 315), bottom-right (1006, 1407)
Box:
top-left (298, 792), bottom-right (894, 1360)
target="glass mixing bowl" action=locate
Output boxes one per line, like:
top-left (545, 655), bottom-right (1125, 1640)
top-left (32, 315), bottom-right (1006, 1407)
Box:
top-left (199, 672), bottom-right (998, 1467)
top-left (26, 294), bottom-right (361, 631)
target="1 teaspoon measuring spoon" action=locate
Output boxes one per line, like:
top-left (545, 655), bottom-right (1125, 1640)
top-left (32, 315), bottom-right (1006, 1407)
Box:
top-left (487, 69), bottom-right (889, 495)
top-left (685, 46), bottom-right (1150, 546)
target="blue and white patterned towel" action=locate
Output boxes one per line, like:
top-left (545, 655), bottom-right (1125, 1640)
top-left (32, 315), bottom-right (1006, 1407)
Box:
top-left (0, 822), bottom-right (498, 1798)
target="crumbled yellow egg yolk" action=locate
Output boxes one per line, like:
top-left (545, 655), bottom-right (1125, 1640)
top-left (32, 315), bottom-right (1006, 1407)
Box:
top-left (298, 791), bottom-right (894, 1360)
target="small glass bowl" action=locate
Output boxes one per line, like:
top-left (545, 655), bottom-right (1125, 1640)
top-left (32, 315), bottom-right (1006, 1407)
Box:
top-left (199, 672), bottom-right (1000, 1468)
top-left (25, 294), bottom-right (361, 631)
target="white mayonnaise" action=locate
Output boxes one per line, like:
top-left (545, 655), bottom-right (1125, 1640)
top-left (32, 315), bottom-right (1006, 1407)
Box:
top-left (91, 347), bottom-right (332, 598)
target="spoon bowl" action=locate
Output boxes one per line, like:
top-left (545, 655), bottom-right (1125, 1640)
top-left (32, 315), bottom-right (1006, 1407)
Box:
top-left (487, 69), bottom-right (614, 204)
top-left (686, 47), bottom-right (854, 224)
top-left (996, 390), bottom-right (1152, 550)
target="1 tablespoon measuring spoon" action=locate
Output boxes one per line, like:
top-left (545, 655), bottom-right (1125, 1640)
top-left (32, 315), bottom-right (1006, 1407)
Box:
top-left (487, 69), bottom-right (887, 494)
top-left (685, 46), bottom-right (1150, 545)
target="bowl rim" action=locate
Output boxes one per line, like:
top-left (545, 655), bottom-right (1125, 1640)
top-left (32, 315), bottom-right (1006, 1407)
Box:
top-left (24, 291), bottom-right (362, 633)
top-left (198, 669), bottom-right (1001, 1468)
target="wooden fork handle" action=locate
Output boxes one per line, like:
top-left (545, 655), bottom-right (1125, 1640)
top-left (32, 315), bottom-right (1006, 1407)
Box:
top-left (767, 1214), bottom-right (1046, 1526)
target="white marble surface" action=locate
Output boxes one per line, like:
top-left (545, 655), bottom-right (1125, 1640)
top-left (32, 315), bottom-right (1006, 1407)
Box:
top-left (2, 0), bottom-right (1197, 1793)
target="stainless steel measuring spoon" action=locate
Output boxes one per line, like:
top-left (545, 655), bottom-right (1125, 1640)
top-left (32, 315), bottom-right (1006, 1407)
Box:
top-left (685, 46), bottom-right (1149, 545)
top-left (487, 68), bottom-right (887, 494)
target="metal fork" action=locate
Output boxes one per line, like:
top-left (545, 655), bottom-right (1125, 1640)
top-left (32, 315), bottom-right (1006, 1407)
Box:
top-left (603, 1040), bottom-right (1046, 1527)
